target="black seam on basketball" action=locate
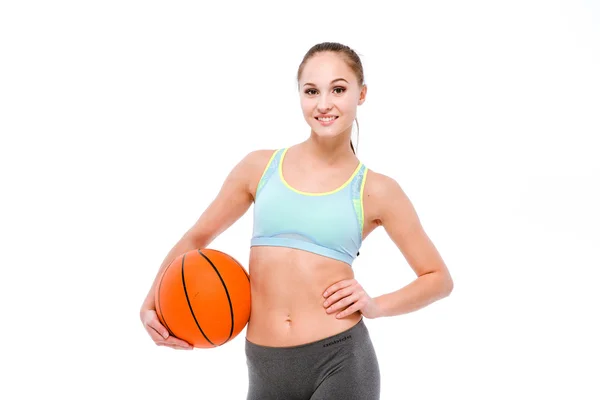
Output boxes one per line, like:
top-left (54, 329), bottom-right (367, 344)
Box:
top-left (198, 250), bottom-right (234, 345)
top-left (212, 249), bottom-right (250, 282)
top-left (157, 262), bottom-right (175, 337)
top-left (182, 253), bottom-right (215, 346)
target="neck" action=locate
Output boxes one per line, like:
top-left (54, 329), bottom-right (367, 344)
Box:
top-left (302, 130), bottom-right (355, 165)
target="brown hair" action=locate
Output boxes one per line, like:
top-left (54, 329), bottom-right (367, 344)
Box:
top-left (296, 42), bottom-right (365, 154)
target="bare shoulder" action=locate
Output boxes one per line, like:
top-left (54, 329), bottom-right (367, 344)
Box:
top-left (364, 168), bottom-right (402, 196)
top-left (363, 168), bottom-right (411, 223)
top-left (238, 149), bottom-right (278, 199)
top-left (241, 149), bottom-right (278, 171)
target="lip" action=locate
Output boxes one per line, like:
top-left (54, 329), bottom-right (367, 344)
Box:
top-left (314, 115), bottom-right (338, 126)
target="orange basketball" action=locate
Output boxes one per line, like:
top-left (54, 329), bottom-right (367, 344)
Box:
top-left (154, 248), bottom-right (251, 348)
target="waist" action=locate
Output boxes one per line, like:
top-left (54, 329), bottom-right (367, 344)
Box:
top-left (246, 318), bottom-right (366, 355)
top-left (245, 246), bottom-right (361, 347)
top-left (251, 236), bottom-right (356, 265)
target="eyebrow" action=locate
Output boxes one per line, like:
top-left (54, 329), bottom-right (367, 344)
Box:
top-left (303, 78), bottom-right (349, 87)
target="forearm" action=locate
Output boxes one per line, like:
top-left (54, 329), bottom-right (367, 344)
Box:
top-left (140, 233), bottom-right (209, 313)
top-left (373, 271), bottom-right (453, 318)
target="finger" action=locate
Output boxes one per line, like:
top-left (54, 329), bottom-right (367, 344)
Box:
top-left (323, 279), bottom-right (355, 298)
top-left (326, 293), bottom-right (361, 314)
top-left (323, 286), bottom-right (355, 307)
top-left (164, 343), bottom-right (194, 351)
top-left (146, 326), bottom-right (168, 344)
top-left (147, 318), bottom-right (170, 340)
top-left (165, 336), bottom-right (193, 349)
top-left (336, 301), bottom-right (362, 319)
top-left (154, 336), bottom-right (193, 349)
top-left (156, 341), bottom-right (194, 350)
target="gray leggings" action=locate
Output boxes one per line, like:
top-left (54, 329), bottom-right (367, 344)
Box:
top-left (245, 318), bottom-right (380, 400)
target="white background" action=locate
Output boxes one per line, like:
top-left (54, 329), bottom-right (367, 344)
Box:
top-left (1, 0), bottom-right (599, 399)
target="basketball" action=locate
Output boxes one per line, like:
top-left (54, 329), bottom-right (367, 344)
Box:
top-left (154, 248), bottom-right (251, 348)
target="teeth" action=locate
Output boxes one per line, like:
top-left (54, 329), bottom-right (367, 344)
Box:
top-left (317, 117), bottom-right (336, 122)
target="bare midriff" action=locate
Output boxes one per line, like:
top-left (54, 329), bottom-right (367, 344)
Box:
top-left (245, 245), bottom-right (362, 347)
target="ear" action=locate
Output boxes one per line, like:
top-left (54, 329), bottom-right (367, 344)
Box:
top-left (358, 84), bottom-right (367, 105)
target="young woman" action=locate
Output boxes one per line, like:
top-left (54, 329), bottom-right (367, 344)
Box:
top-left (140, 42), bottom-right (453, 400)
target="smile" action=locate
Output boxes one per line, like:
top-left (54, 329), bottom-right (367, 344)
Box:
top-left (315, 116), bottom-right (338, 126)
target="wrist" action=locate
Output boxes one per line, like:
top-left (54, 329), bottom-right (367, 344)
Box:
top-left (372, 296), bottom-right (387, 318)
top-left (140, 301), bottom-right (155, 316)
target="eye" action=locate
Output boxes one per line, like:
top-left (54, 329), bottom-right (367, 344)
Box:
top-left (305, 89), bottom-right (318, 95)
top-left (333, 87), bottom-right (346, 94)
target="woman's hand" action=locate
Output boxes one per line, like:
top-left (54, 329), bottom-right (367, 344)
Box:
top-left (140, 309), bottom-right (194, 350)
top-left (322, 278), bottom-right (382, 319)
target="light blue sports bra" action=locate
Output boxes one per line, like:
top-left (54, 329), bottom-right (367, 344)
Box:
top-left (250, 148), bottom-right (368, 266)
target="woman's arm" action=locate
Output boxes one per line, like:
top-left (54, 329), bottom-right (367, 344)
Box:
top-left (369, 172), bottom-right (454, 317)
top-left (139, 149), bottom-right (273, 313)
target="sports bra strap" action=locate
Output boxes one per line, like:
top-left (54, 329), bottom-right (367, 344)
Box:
top-left (255, 149), bottom-right (283, 198)
top-left (350, 164), bottom-right (368, 236)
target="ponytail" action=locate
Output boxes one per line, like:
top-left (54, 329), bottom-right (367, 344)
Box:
top-left (350, 117), bottom-right (360, 154)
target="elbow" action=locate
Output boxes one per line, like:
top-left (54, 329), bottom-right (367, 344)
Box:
top-left (188, 232), bottom-right (213, 249)
top-left (431, 268), bottom-right (453, 298)
top-left (441, 273), bottom-right (454, 297)
top-left (185, 223), bottom-right (217, 249)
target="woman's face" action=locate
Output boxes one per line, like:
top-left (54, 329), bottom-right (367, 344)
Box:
top-left (298, 52), bottom-right (366, 140)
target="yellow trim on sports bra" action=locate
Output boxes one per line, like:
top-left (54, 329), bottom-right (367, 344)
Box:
top-left (359, 168), bottom-right (368, 238)
top-left (279, 147), bottom-right (363, 196)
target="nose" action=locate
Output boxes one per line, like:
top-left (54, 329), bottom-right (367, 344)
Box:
top-left (317, 92), bottom-right (333, 112)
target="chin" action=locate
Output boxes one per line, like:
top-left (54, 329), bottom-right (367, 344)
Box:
top-left (308, 120), bottom-right (348, 138)
top-left (311, 128), bottom-right (339, 137)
